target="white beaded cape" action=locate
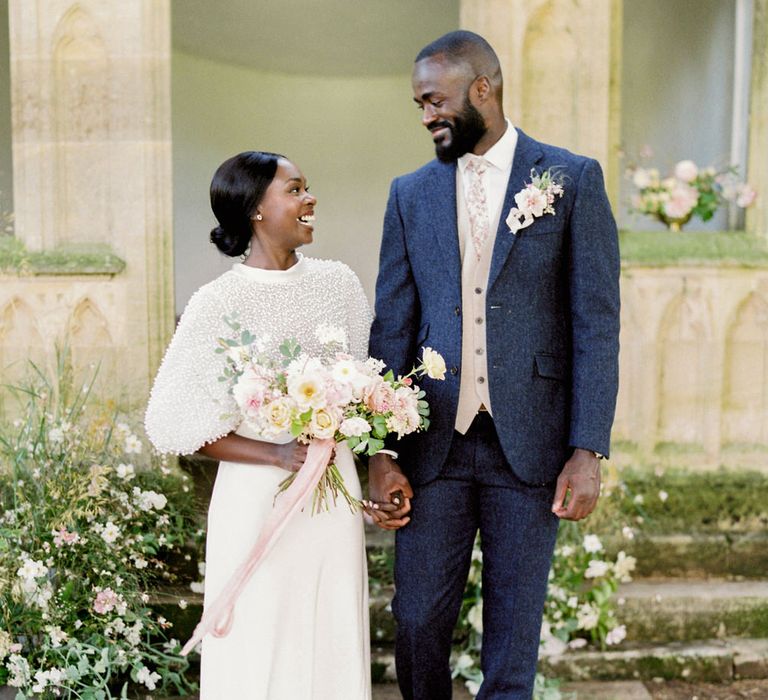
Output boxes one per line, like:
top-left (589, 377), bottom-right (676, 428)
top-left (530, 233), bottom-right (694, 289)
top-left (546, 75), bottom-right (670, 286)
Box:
top-left (145, 255), bottom-right (373, 455)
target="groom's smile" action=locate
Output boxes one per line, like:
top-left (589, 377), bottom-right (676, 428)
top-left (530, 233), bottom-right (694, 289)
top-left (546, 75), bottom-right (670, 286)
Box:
top-left (413, 56), bottom-right (488, 162)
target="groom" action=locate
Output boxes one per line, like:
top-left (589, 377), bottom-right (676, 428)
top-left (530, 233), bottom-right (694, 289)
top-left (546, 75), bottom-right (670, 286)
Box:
top-left (368, 31), bottom-right (620, 699)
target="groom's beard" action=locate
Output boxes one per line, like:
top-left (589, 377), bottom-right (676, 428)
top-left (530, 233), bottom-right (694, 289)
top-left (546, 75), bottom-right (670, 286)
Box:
top-left (431, 97), bottom-right (487, 163)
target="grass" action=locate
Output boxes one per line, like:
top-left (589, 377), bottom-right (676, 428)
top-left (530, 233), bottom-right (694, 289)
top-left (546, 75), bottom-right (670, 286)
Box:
top-left (619, 230), bottom-right (768, 268)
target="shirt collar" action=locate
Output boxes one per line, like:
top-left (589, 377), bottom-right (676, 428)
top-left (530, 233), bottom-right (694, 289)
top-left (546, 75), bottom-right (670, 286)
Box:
top-left (458, 119), bottom-right (517, 174)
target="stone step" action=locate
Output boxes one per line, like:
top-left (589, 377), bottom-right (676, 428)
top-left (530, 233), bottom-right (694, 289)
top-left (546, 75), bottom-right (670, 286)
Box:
top-left (157, 578), bottom-right (768, 650)
top-left (371, 579), bottom-right (768, 646)
top-left (539, 637), bottom-right (768, 683)
top-left (603, 532), bottom-right (768, 579)
top-left (366, 528), bottom-right (768, 580)
top-left (617, 579), bottom-right (768, 643)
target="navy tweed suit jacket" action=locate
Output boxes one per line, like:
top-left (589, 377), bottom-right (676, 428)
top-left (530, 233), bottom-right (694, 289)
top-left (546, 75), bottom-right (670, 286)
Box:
top-left (369, 129), bottom-right (620, 486)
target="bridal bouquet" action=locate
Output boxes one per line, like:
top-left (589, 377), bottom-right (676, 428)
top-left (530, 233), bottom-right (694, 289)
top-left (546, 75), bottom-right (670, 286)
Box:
top-left (216, 315), bottom-right (445, 512)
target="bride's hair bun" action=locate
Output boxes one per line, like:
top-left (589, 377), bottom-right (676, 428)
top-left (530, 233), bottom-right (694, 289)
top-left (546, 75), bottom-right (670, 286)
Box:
top-left (209, 151), bottom-right (286, 258)
top-left (210, 224), bottom-right (247, 257)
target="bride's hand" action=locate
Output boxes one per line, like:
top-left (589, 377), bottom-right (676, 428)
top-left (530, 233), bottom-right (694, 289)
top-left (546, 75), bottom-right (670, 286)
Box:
top-left (272, 440), bottom-right (308, 472)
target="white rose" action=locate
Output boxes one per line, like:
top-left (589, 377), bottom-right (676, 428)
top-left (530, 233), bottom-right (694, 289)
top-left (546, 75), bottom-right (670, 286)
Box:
top-left (632, 168), bottom-right (652, 189)
top-left (339, 416), bottom-right (371, 438)
top-left (308, 407), bottom-right (340, 440)
top-left (260, 396), bottom-right (295, 436)
top-left (287, 371), bottom-right (327, 410)
top-left (674, 159), bottom-right (698, 182)
top-left (421, 347), bottom-right (446, 380)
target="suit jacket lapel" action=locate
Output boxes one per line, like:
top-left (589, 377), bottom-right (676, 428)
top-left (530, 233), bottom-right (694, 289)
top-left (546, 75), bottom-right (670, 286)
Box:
top-left (426, 160), bottom-right (462, 291)
top-left (487, 129), bottom-right (544, 291)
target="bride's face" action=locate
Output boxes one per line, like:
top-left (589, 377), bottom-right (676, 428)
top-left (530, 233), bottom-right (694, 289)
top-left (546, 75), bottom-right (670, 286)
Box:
top-left (253, 159), bottom-right (317, 250)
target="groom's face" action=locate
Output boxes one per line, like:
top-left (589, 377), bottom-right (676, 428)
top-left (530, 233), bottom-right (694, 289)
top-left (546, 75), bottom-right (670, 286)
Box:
top-left (412, 57), bottom-right (487, 162)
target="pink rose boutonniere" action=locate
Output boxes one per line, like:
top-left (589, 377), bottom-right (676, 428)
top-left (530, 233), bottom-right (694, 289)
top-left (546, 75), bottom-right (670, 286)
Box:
top-left (506, 167), bottom-right (565, 234)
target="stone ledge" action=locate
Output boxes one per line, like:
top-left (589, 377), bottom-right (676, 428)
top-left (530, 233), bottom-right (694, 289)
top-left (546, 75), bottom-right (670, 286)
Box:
top-left (619, 230), bottom-right (768, 268)
top-left (541, 639), bottom-right (734, 682)
top-left (605, 532), bottom-right (768, 579)
top-left (541, 638), bottom-right (768, 683)
top-left (0, 237), bottom-right (126, 276)
top-left (617, 580), bottom-right (768, 643)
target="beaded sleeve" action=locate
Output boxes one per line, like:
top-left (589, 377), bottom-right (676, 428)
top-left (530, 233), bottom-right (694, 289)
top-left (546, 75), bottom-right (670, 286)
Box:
top-left (144, 287), bottom-right (239, 455)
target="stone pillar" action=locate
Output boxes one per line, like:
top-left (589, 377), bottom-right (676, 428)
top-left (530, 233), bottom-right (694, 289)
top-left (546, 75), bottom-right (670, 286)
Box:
top-left (460, 0), bottom-right (623, 206)
top-left (747, 0), bottom-right (768, 240)
top-left (4, 1), bottom-right (174, 401)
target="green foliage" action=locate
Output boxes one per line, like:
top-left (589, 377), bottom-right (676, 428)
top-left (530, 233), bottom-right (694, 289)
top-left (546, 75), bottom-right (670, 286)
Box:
top-left (0, 351), bottom-right (202, 698)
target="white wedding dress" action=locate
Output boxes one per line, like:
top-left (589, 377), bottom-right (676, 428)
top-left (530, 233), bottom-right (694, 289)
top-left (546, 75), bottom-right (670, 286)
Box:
top-left (145, 255), bottom-right (373, 699)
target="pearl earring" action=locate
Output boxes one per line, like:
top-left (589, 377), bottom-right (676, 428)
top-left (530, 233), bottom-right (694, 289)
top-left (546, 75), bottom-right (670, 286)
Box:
top-left (255, 214), bottom-right (263, 221)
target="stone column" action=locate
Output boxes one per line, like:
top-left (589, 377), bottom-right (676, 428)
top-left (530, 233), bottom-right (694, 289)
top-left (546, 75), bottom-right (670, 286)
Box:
top-left (5, 1), bottom-right (174, 401)
top-left (460, 0), bottom-right (623, 205)
top-left (747, 0), bottom-right (768, 240)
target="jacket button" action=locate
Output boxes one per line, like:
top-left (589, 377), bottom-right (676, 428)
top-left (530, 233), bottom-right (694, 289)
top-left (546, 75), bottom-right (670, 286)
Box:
top-left (477, 376), bottom-right (485, 384)
top-left (450, 366), bottom-right (459, 375)
top-left (454, 306), bottom-right (461, 316)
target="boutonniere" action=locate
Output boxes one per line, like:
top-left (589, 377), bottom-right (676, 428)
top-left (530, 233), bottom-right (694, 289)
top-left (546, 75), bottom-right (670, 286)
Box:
top-left (505, 167), bottom-right (565, 234)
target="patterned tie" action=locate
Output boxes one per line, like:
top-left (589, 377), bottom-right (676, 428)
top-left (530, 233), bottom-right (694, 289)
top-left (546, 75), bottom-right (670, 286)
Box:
top-left (465, 156), bottom-right (490, 260)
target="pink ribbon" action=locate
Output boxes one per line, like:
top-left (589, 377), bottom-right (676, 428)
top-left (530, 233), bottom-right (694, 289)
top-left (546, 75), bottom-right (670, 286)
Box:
top-left (180, 438), bottom-right (335, 656)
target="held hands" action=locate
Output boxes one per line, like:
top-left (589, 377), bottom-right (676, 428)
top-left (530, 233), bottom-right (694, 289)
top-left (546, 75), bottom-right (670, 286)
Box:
top-left (551, 448), bottom-right (601, 521)
top-left (364, 453), bottom-right (414, 530)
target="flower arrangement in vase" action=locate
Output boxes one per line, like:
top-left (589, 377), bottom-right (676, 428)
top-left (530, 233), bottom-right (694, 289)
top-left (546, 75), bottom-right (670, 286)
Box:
top-left (626, 158), bottom-right (756, 231)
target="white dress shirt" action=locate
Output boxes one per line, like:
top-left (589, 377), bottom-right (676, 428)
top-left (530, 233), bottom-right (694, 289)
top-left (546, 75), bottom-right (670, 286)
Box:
top-left (454, 119), bottom-right (518, 434)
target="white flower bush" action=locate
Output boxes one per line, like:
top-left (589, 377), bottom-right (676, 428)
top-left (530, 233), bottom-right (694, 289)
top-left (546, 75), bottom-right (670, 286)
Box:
top-left (0, 357), bottom-right (203, 697)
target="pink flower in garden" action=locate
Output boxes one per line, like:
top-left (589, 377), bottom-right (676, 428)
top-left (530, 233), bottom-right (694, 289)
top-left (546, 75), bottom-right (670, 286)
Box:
top-left (93, 587), bottom-right (124, 615)
top-left (52, 527), bottom-right (80, 547)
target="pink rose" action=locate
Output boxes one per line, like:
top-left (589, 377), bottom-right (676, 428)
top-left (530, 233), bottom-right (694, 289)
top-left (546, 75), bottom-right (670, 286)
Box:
top-left (663, 184), bottom-right (698, 219)
top-left (364, 378), bottom-right (396, 413)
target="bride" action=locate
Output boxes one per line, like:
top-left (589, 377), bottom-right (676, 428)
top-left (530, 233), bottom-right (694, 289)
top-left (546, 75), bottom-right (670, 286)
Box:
top-left (145, 151), bottom-right (372, 699)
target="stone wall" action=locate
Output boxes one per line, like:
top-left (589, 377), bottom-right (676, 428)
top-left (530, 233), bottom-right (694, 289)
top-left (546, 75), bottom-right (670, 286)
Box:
top-left (614, 260), bottom-right (768, 470)
top-left (2, 1), bottom-right (174, 403)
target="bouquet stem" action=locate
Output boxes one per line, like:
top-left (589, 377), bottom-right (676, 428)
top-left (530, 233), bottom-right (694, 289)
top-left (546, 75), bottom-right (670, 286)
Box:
top-left (276, 461), bottom-right (361, 515)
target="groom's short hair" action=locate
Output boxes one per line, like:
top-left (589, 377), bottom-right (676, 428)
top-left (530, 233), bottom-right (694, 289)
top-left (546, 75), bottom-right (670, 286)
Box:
top-left (415, 30), bottom-right (503, 96)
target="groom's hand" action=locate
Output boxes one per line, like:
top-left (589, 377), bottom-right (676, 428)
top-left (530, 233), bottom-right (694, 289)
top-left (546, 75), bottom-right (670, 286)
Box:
top-left (551, 448), bottom-right (601, 521)
top-left (366, 453), bottom-right (414, 530)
